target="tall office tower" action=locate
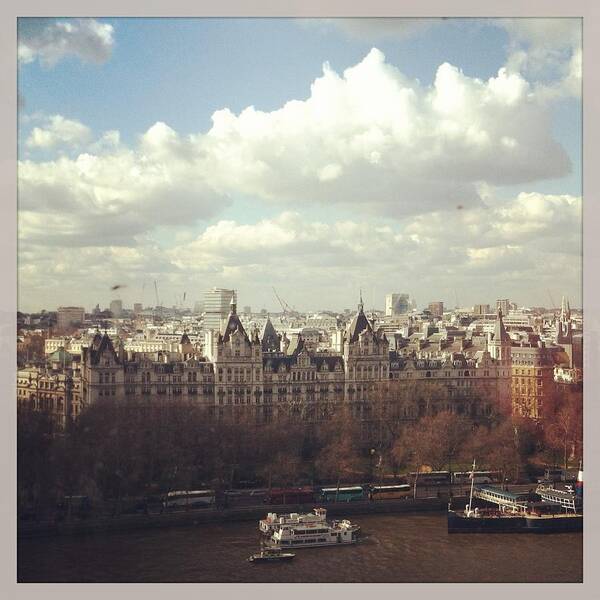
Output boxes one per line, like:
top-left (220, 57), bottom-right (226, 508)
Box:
top-left (110, 299), bottom-right (123, 318)
top-left (428, 301), bottom-right (444, 318)
top-left (133, 303), bottom-right (143, 315)
top-left (57, 306), bottom-right (85, 331)
top-left (473, 304), bottom-right (491, 316)
top-left (385, 293), bottom-right (410, 316)
top-left (496, 299), bottom-right (510, 316)
top-left (203, 287), bottom-right (235, 332)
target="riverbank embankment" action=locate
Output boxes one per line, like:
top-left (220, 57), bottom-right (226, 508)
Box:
top-left (18, 495), bottom-right (467, 539)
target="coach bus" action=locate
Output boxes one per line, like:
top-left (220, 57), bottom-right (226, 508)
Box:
top-left (409, 471), bottom-right (451, 486)
top-left (452, 470), bottom-right (502, 485)
top-left (163, 489), bottom-right (216, 510)
top-left (368, 484), bottom-right (412, 500)
top-left (264, 487), bottom-right (315, 505)
top-left (319, 486), bottom-right (366, 502)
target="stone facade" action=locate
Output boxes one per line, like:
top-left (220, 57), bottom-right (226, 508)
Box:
top-left (19, 301), bottom-right (576, 428)
top-left (17, 365), bottom-right (82, 428)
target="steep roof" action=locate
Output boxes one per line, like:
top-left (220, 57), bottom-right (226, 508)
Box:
top-left (287, 334), bottom-right (306, 356)
top-left (493, 309), bottom-right (510, 343)
top-left (220, 299), bottom-right (249, 344)
top-left (90, 333), bottom-right (120, 365)
top-left (261, 316), bottom-right (280, 352)
top-left (347, 296), bottom-right (374, 343)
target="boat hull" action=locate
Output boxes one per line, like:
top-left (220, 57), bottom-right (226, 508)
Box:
top-left (249, 554), bottom-right (295, 563)
top-left (448, 510), bottom-right (583, 533)
top-left (448, 510), bottom-right (525, 533)
top-left (271, 540), bottom-right (356, 548)
top-left (524, 514), bottom-right (583, 533)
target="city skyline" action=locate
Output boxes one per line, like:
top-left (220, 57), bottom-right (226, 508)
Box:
top-left (18, 18), bottom-right (582, 312)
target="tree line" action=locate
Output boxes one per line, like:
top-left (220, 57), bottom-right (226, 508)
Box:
top-left (17, 381), bottom-right (582, 519)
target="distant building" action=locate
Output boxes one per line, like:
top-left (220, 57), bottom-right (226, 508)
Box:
top-left (133, 303), bottom-right (143, 315)
top-left (110, 299), bottom-right (123, 318)
top-left (243, 306), bottom-right (252, 316)
top-left (203, 288), bottom-right (235, 332)
top-left (428, 301), bottom-right (444, 318)
top-left (473, 304), bottom-right (490, 316)
top-left (385, 293), bottom-right (410, 316)
top-left (496, 299), bottom-right (510, 316)
top-left (56, 306), bottom-right (85, 331)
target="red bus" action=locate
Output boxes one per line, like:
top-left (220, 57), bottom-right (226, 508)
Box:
top-left (264, 487), bottom-right (315, 505)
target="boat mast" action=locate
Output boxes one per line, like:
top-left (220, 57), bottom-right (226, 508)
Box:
top-left (467, 459), bottom-right (476, 514)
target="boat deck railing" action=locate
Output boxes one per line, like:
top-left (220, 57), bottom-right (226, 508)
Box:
top-left (473, 487), bottom-right (529, 512)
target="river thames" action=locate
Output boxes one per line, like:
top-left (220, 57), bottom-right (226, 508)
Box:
top-left (17, 512), bottom-right (582, 583)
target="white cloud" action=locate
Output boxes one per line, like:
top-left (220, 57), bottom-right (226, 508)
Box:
top-left (166, 192), bottom-right (581, 288)
top-left (19, 122), bottom-right (229, 246)
top-left (311, 18), bottom-right (581, 100)
top-left (26, 115), bottom-right (92, 149)
top-left (17, 47), bottom-right (580, 309)
top-left (500, 18), bottom-right (581, 99)
top-left (18, 50), bottom-right (575, 250)
top-left (18, 18), bottom-right (114, 67)
top-left (18, 191), bottom-right (581, 311)
top-left (198, 49), bottom-right (570, 214)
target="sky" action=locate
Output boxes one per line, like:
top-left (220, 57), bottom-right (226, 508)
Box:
top-left (17, 17), bottom-right (582, 313)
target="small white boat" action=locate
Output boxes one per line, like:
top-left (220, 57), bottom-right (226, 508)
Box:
top-left (248, 548), bottom-right (296, 563)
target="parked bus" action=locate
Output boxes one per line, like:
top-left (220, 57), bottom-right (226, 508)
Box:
top-left (368, 484), bottom-right (412, 500)
top-left (319, 486), bottom-right (365, 502)
top-left (264, 487), bottom-right (315, 505)
top-left (452, 471), bottom-right (501, 485)
top-left (409, 471), bottom-right (451, 486)
top-left (163, 489), bottom-right (216, 510)
top-left (540, 468), bottom-right (576, 483)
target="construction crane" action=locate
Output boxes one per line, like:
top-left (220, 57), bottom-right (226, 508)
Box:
top-left (272, 287), bottom-right (296, 315)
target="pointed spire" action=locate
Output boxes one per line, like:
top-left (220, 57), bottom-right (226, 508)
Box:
top-left (493, 307), bottom-right (510, 343)
top-left (358, 289), bottom-right (364, 313)
top-left (230, 293), bottom-right (237, 315)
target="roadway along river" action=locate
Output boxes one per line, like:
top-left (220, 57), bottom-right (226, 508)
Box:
top-left (18, 512), bottom-right (582, 583)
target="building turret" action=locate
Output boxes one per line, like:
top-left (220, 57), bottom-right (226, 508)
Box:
top-left (489, 308), bottom-right (511, 365)
top-left (556, 296), bottom-right (573, 367)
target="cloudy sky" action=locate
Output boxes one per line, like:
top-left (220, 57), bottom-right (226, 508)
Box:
top-left (17, 17), bottom-right (582, 313)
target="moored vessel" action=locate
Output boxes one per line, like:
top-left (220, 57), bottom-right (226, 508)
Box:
top-left (448, 460), bottom-right (583, 534)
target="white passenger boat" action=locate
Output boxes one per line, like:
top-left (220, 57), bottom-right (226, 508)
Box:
top-left (259, 507), bottom-right (328, 535)
top-left (270, 515), bottom-right (360, 548)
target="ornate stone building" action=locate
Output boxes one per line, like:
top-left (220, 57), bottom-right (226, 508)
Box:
top-left (21, 298), bottom-right (576, 428)
top-left (17, 348), bottom-right (82, 428)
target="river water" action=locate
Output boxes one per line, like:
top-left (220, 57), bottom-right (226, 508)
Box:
top-left (18, 512), bottom-right (582, 583)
